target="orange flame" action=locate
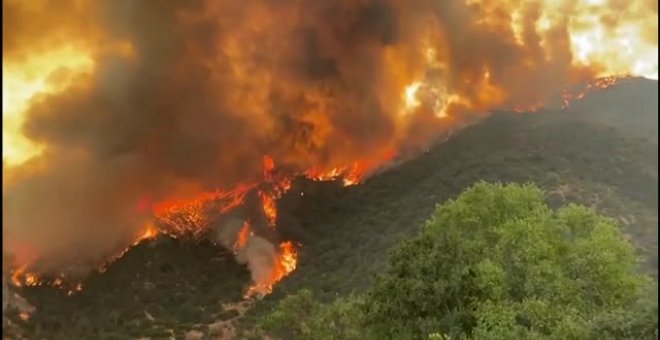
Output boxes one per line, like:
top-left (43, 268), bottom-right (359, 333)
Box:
top-left (153, 185), bottom-right (254, 237)
top-left (560, 76), bottom-right (633, 109)
top-left (513, 76), bottom-right (634, 113)
top-left (244, 241), bottom-right (298, 298)
top-left (260, 191), bottom-right (278, 228)
top-left (97, 222), bottom-right (160, 276)
top-left (10, 264), bottom-right (44, 288)
top-left (305, 149), bottom-right (396, 186)
top-left (4, 0), bottom-right (655, 303)
top-left (24, 273), bottom-right (39, 287)
top-left (234, 222), bottom-right (252, 251)
top-left (3, 74), bottom-right (630, 297)
top-left (139, 223), bottom-right (159, 241)
top-left (263, 155), bottom-right (276, 181)
top-left (1, 125), bottom-right (435, 300)
top-left (10, 265), bottom-right (27, 287)
top-left (131, 156), bottom-right (302, 298)
top-left (258, 157), bottom-right (293, 228)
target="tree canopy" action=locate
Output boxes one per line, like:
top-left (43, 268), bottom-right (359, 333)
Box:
top-left (262, 182), bottom-right (658, 340)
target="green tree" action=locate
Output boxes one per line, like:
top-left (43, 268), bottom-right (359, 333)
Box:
top-left (260, 289), bottom-right (365, 340)
top-left (262, 182), bottom-right (657, 339)
top-left (259, 289), bottom-right (318, 339)
top-left (365, 182), bottom-right (657, 339)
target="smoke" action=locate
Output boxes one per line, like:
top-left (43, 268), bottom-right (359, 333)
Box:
top-left (211, 217), bottom-right (280, 293)
top-left (236, 237), bottom-right (279, 289)
top-left (3, 0), bottom-right (658, 273)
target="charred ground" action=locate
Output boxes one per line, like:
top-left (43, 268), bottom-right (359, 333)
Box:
top-left (6, 78), bottom-right (658, 339)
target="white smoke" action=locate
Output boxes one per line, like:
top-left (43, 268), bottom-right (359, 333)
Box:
top-left (212, 217), bottom-right (245, 250)
top-left (211, 218), bottom-right (279, 295)
top-left (236, 236), bottom-right (278, 287)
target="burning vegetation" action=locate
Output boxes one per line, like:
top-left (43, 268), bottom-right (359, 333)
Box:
top-left (2, 0), bottom-right (658, 303)
top-left (5, 154), bottom-right (362, 299)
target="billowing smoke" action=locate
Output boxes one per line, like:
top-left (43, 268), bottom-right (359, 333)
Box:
top-left (3, 0), bottom-right (657, 273)
top-left (234, 236), bottom-right (278, 289)
top-left (211, 217), bottom-right (283, 295)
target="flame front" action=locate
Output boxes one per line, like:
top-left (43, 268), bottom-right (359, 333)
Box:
top-left (3, 0), bottom-right (657, 299)
top-left (128, 156), bottom-right (304, 297)
top-left (260, 192), bottom-right (278, 228)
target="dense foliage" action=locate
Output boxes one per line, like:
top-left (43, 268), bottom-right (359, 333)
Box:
top-left (260, 289), bottom-right (364, 340)
top-left (262, 183), bottom-right (658, 339)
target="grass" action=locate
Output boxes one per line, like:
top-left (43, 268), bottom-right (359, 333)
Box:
top-left (7, 78), bottom-right (658, 339)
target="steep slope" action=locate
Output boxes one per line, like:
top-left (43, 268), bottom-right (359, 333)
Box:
top-left (6, 78), bottom-right (658, 339)
top-left (271, 78), bottom-right (657, 302)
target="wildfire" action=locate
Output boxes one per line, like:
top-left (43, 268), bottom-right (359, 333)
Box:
top-left (8, 220), bottom-right (160, 293)
top-left (234, 222), bottom-right (252, 251)
top-left (130, 156), bottom-right (373, 297)
top-left (10, 265), bottom-right (37, 287)
top-left (305, 156), bottom-right (389, 187)
top-left (139, 223), bottom-right (159, 240)
top-left (2, 46), bottom-right (94, 167)
top-left (560, 76), bottom-right (633, 109)
top-left (260, 192), bottom-right (278, 228)
top-left (9, 264), bottom-right (85, 298)
top-left (97, 222), bottom-right (160, 274)
top-left (152, 185), bottom-right (254, 237)
top-left (404, 82), bottom-right (423, 112)
top-left (244, 241), bottom-right (298, 298)
top-left (512, 75), bottom-right (635, 113)
top-left (3, 0), bottom-right (657, 303)
top-left (257, 156), bottom-right (294, 228)
top-left (125, 156), bottom-right (307, 298)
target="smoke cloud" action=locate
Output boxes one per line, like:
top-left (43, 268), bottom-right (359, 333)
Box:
top-left (3, 0), bottom-right (657, 273)
top-left (211, 217), bottom-right (283, 294)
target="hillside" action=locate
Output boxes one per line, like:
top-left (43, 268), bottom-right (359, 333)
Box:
top-left (6, 78), bottom-right (658, 339)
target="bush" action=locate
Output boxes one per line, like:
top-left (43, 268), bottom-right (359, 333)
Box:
top-left (365, 182), bottom-right (657, 339)
top-left (260, 289), bottom-right (365, 340)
